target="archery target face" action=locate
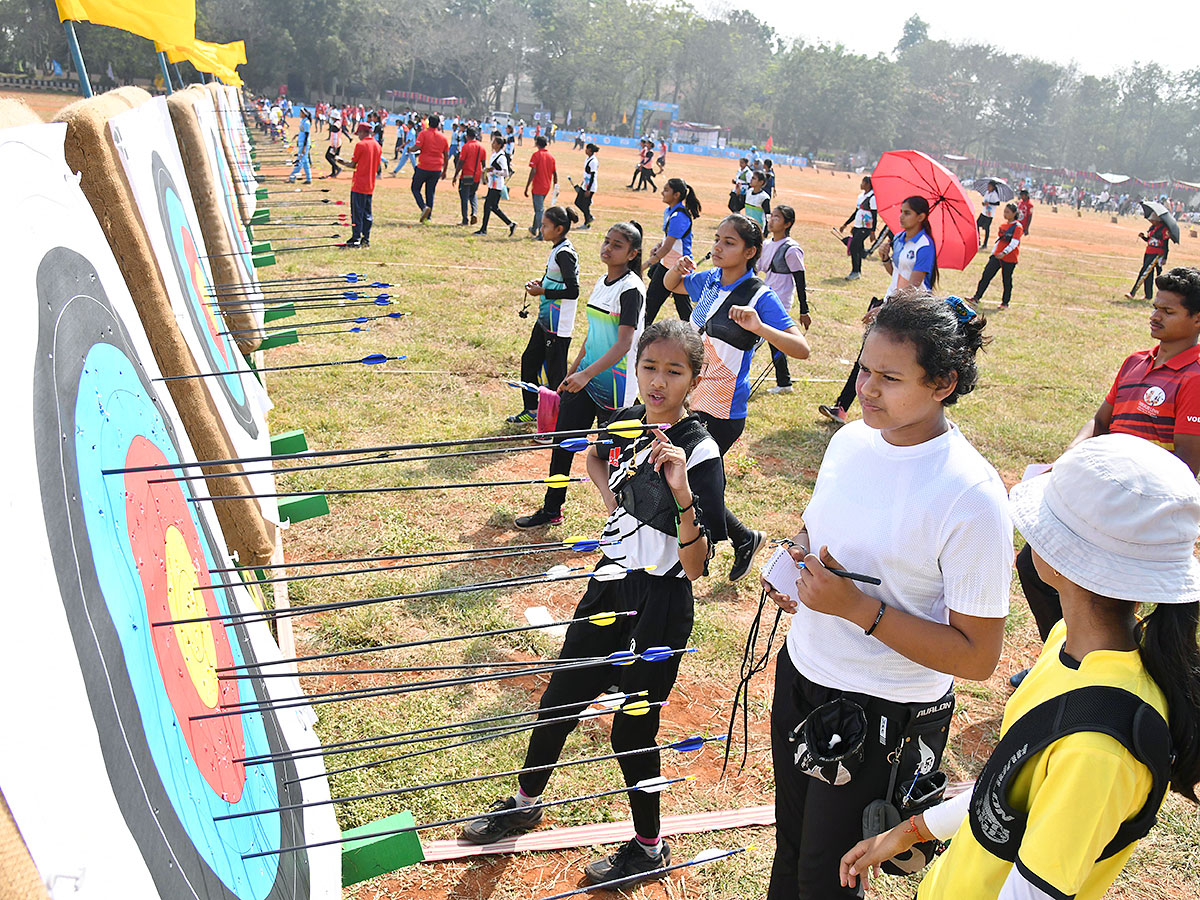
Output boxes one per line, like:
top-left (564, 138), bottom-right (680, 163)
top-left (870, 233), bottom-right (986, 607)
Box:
top-left (0, 119), bottom-right (338, 900)
top-left (33, 246), bottom-right (309, 898)
top-left (108, 98), bottom-right (277, 521)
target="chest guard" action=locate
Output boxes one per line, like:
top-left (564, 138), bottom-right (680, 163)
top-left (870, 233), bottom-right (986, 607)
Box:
top-left (701, 276), bottom-right (766, 352)
top-left (612, 411), bottom-right (710, 537)
top-left (768, 239), bottom-right (800, 275)
top-left (969, 685), bottom-right (1171, 864)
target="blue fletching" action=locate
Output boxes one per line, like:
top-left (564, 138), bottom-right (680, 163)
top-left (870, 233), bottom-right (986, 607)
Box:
top-left (387, 312), bottom-right (404, 319)
top-left (343, 290), bottom-right (358, 299)
top-left (362, 353), bottom-right (388, 365)
top-left (354, 317), bottom-right (369, 323)
top-left (559, 437), bottom-right (592, 453)
top-left (346, 273), bottom-right (360, 282)
top-left (375, 293), bottom-right (390, 300)
top-left (373, 298), bottom-right (391, 306)
top-left (370, 281), bottom-right (388, 288)
top-left (640, 646), bottom-right (675, 662)
top-left (570, 538), bottom-right (601, 551)
top-left (668, 735), bottom-right (706, 752)
top-left (349, 327), bottom-right (363, 333)
top-left (607, 650), bottom-right (637, 667)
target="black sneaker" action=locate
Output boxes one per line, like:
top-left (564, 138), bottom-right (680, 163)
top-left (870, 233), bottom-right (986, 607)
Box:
top-left (729, 530), bottom-right (766, 582)
top-left (459, 797), bottom-right (543, 845)
top-left (583, 838), bottom-right (671, 886)
top-left (506, 409), bottom-right (536, 424)
top-left (360, 238), bottom-right (370, 248)
top-left (339, 239), bottom-right (361, 249)
top-left (515, 508), bottom-right (563, 529)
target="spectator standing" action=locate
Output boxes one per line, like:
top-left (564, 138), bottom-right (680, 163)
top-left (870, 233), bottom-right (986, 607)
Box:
top-left (968, 203), bottom-right (1023, 309)
top-left (977, 180), bottom-right (1001, 248)
top-left (475, 133), bottom-right (517, 237)
top-left (453, 126), bottom-right (486, 226)
top-left (336, 122), bottom-right (382, 248)
top-left (839, 176), bottom-right (877, 281)
top-left (287, 108), bottom-right (312, 184)
top-left (325, 108), bottom-right (343, 178)
top-left (525, 135), bottom-right (559, 239)
top-left (1017, 188), bottom-right (1033, 233)
top-left (411, 114), bottom-right (450, 224)
top-left (577, 143), bottom-right (599, 229)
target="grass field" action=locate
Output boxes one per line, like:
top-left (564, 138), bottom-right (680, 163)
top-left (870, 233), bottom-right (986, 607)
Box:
top-left (12, 88), bottom-right (1200, 899)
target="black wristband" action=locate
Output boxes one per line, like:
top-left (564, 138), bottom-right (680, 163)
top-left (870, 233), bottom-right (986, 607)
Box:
top-left (864, 601), bottom-right (886, 637)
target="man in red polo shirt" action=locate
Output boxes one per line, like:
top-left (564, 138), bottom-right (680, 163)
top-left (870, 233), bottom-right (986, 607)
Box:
top-left (453, 126), bottom-right (486, 226)
top-left (1010, 265), bottom-right (1200, 686)
top-left (336, 121), bottom-right (382, 248)
top-left (411, 114), bottom-right (450, 224)
top-left (524, 135), bottom-right (557, 239)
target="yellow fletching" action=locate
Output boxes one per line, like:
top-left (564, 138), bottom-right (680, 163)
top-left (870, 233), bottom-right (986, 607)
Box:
top-left (620, 700), bottom-right (650, 716)
top-left (543, 474), bottom-right (572, 488)
top-left (608, 419), bottom-right (647, 438)
top-left (588, 612), bottom-right (617, 627)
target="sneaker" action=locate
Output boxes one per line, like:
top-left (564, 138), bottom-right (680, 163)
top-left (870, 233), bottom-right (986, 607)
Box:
top-left (515, 508), bottom-right (563, 529)
top-left (460, 219), bottom-right (469, 226)
top-left (729, 530), bottom-right (766, 582)
top-left (818, 404), bottom-right (847, 425)
top-left (1009, 668), bottom-right (1030, 689)
top-left (360, 238), bottom-right (370, 248)
top-left (845, 272), bottom-right (861, 281)
top-left (459, 797), bottom-right (544, 845)
top-left (583, 838), bottom-right (671, 886)
top-left (506, 410), bottom-right (536, 424)
top-left (472, 229), bottom-right (487, 236)
top-left (471, 214), bottom-right (478, 225)
top-left (339, 239), bottom-right (361, 249)
top-left (580, 221), bottom-right (592, 230)
top-left (999, 302), bottom-right (1010, 310)
top-left (767, 385), bottom-right (793, 394)
top-left (509, 222), bottom-right (517, 237)
top-left (420, 207), bottom-right (432, 223)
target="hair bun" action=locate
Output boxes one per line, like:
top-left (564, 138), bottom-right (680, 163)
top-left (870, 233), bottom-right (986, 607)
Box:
top-left (629, 220), bottom-right (643, 236)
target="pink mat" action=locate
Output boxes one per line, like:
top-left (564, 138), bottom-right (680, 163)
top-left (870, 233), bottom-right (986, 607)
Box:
top-left (421, 804), bottom-right (775, 861)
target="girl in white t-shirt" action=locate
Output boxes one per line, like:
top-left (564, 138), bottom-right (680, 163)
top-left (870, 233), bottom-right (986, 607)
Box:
top-left (762, 293), bottom-right (1012, 899)
top-left (757, 204), bottom-right (809, 393)
top-left (475, 134), bottom-right (516, 236)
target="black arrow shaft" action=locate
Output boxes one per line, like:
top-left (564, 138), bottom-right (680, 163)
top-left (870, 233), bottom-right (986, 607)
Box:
top-left (154, 355), bottom-right (402, 381)
top-left (189, 476), bottom-right (583, 502)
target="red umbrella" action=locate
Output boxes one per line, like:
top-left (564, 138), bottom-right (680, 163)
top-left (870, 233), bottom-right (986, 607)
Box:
top-left (871, 150), bottom-right (978, 270)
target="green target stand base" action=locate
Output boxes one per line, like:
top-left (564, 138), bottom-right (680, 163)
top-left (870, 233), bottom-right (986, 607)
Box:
top-left (263, 303), bottom-right (295, 323)
top-left (270, 429), bottom-right (308, 456)
top-left (341, 812), bottom-right (425, 887)
top-left (251, 208), bottom-right (270, 225)
top-left (257, 329), bottom-right (297, 351)
top-left (256, 187), bottom-right (268, 200)
top-left (252, 252), bottom-right (276, 268)
top-left (277, 493), bottom-right (329, 525)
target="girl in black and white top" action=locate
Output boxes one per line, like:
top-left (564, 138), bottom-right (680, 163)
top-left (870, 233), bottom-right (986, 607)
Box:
top-left (474, 133), bottom-right (516, 237)
top-left (577, 143), bottom-right (599, 229)
top-left (462, 319), bottom-right (726, 889)
top-left (762, 293), bottom-right (1013, 899)
top-left (839, 176), bottom-right (876, 280)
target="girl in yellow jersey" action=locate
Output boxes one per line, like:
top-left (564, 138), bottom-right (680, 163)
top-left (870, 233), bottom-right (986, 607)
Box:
top-left (840, 433), bottom-right (1200, 900)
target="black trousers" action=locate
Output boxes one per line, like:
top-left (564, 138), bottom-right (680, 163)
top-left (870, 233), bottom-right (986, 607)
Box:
top-left (480, 188), bottom-right (513, 232)
top-left (977, 213), bottom-right (993, 245)
top-left (767, 651), bottom-right (896, 900)
top-left (974, 256), bottom-right (1017, 305)
top-left (1016, 543), bottom-right (1062, 642)
top-left (518, 569), bottom-right (693, 838)
top-left (848, 227), bottom-right (871, 273)
top-left (542, 388), bottom-right (609, 514)
top-left (520, 324), bottom-right (571, 412)
top-left (644, 262), bottom-right (693, 324)
top-left (325, 145), bottom-right (341, 177)
top-left (349, 190), bottom-right (373, 242)
top-left (458, 178), bottom-right (479, 223)
top-left (769, 344), bottom-right (791, 387)
top-left (1133, 253), bottom-right (1164, 299)
top-left (411, 167), bottom-right (439, 211)
top-left (834, 297), bottom-right (885, 412)
top-left (576, 189), bottom-right (594, 224)
top-left (692, 412), bottom-right (753, 548)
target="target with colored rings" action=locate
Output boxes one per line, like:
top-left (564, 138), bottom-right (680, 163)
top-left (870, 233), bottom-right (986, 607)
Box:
top-left (209, 128), bottom-right (256, 280)
top-left (33, 246), bottom-right (309, 899)
top-left (151, 150), bottom-right (260, 440)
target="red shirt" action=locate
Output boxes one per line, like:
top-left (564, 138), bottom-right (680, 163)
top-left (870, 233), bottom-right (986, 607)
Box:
top-left (458, 139), bottom-right (485, 182)
top-left (1105, 344), bottom-right (1200, 451)
top-left (1145, 222), bottom-right (1171, 256)
top-left (992, 220), bottom-right (1023, 264)
top-left (415, 128), bottom-right (449, 171)
top-left (528, 148), bottom-right (557, 194)
top-left (1017, 199), bottom-right (1033, 231)
top-left (350, 136), bottom-right (381, 194)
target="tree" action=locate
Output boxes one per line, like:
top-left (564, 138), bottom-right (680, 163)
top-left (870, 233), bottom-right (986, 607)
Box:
top-left (895, 14), bottom-right (928, 54)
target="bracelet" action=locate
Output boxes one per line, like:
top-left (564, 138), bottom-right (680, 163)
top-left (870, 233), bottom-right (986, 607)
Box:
top-left (864, 601), bottom-right (886, 637)
top-left (905, 815), bottom-right (932, 843)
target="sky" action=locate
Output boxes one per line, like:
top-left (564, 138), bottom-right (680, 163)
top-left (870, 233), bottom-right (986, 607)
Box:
top-left (713, 1), bottom-right (1199, 78)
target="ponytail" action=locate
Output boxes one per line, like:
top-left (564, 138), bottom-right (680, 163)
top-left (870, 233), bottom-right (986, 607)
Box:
top-left (903, 195), bottom-right (940, 289)
top-left (544, 205), bottom-right (578, 235)
top-left (665, 177), bottom-right (702, 220)
top-left (1137, 601), bottom-right (1200, 801)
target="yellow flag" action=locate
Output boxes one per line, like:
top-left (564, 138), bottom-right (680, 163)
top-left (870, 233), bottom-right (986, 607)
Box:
top-left (56, 0), bottom-right (195, 47)
top-left (157, 39), bottom-right (238, 80)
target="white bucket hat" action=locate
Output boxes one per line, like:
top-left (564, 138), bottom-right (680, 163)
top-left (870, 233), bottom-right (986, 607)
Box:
top-left (1009, 433), bottom-right (1200, 604)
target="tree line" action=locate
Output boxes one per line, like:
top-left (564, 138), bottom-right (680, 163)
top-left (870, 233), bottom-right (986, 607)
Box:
top-left (3, 2), bottom-right (1198, 181)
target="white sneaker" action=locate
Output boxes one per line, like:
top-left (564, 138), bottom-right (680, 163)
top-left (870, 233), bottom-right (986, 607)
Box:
top-left (767, 385), bottom-right (793, 394)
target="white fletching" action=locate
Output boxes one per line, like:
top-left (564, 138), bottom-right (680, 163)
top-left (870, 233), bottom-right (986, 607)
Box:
top-left (545, 565), bottom-right (573, 580)
top-left (689, 848), bottom-right (730, 865)
top-left (634, 776), bottom-right (673, 794)
top-left (594, 566), bottom-right (631, 582)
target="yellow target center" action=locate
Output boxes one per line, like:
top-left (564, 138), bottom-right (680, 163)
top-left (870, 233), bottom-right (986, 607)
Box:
top-left (165, 526), bottom-right (220, 708)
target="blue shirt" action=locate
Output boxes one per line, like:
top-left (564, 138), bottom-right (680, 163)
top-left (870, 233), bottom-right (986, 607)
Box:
top-left (662, 202), bottom-right (693, 260)
top-left (888, 229), bottom-right (935, 296)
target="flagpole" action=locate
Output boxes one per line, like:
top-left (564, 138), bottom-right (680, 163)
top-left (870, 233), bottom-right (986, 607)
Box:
top-left (157, 51), bottom-right (174, 93)
top-left (62, 21), bottom-right (93, 98)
